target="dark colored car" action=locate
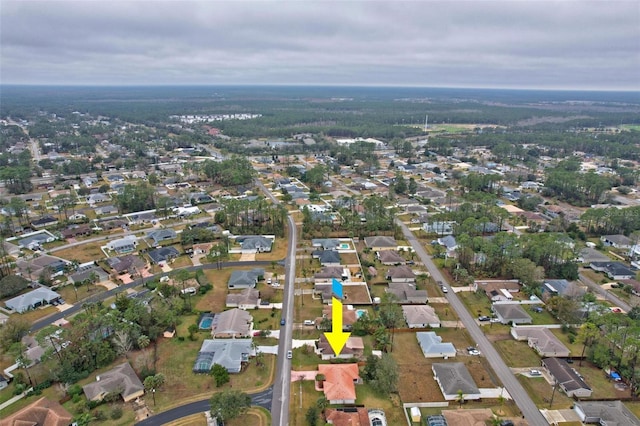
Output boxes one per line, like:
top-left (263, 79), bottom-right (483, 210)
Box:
top-left (280, 318), bottom-right (286, 326)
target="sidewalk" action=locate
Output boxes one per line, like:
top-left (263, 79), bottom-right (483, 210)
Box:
top-left (0, 387), bottom-right (33, 411)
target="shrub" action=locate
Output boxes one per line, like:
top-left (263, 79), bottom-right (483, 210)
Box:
top-left (93, 409), bottom-right (107, 421)
top-left (110, 406), bottom-right (123, 420)
top-left (68, 384), bottom-right (83, 397)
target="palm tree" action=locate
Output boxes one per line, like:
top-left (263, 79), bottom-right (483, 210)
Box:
top-left (456, 389), bottom-right (465, 408)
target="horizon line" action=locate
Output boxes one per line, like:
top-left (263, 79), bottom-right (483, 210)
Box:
top-left (1, 82), bottom-right (639, 93)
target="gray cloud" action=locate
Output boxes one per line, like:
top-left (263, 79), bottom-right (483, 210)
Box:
top-left (1, 0), bottom-right (639, 89)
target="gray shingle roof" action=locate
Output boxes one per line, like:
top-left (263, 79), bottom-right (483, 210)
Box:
top-left (193, 339), bottom-right (252, 373)
top-left (432, 362), bottom-right (479, 395)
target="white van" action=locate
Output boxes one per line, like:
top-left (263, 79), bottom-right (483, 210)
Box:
top-left (303, 320), bottom-right (315, 326)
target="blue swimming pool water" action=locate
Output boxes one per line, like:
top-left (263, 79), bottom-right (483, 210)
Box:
top-left (356, 309), bottom-right (366, 319)
top-left (340, 243), bottom-right (350, 249)
top-left (199, 317), bottom-right (213, 329)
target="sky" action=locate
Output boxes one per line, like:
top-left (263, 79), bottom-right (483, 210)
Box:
top-left (1, 0), bottom-right (639, 90)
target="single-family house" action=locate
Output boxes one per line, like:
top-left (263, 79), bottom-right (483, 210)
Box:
top-left (192, 339), bottom-right (252, 374)
top-left (437, 235), bottom-right (458, 253)
top-left (318, 304), bottom-right (358, 331)
top-left (16, 230), bottom-right (56, 250)
top-left (417, 332), bottom-right (456, 358)
top-left (106, 255), bottom-right (146, 274)
top-left (82, 362), bottom-right (144, 402)
top-left (542, 279), bottom-right (585, 300)
top-left (542, 358), bottom-right (592, 398)
top-left (316, 335), bottom-right (365, 360)
top-left (69, 264), bottom-right (109, 285)
top-left (403, 305), bottom-right (441, 328)
top-left (87, 193), bottom-right (110, 205)
top-left (312, 250), bottom-right (341, 266)
top-left (423, 221), bottom-right (455, 235)
top-left (211, 308), bottom-right (252, 338)
top-left (386, 265), bottom-right (416, 283)
top-left (228, 268), bottom-right (264, 289)
top-left (312, 238), bottom-right (341, 251)
top-left (317, 363), bottom-right (360, 404)
top-left (432, 362), bottom-right (481, 401)
top-left (325, 408), bottom-right (384, 426)
top-left (377, 250), bottom-right (406, 265)
top-left (511, 326), bottom-right (571, 358)
top-left (236, 235), bottom-right (273, 253)
top-left (106, 235), bottom-right (138, 254)
top-left (573, 400), bottom-right (640, 425)
top-left (386, 283), bottom-right (428, 304)
top-left (5, 287), bottom-right (62, 313)
top-left (364, 236), bottom-right (397, 251)
top-left (31, 216), bottom-right (59, 229)
top-left (146, 228), bottom-right (177, 246)
top-left (61, 224), bottom-right (92, 239)
top-left (492, 304), bottom-right (532, 325)
top-left (601, 234), bottom-right (633, 249)
top-left (474, 280), bottom-right (521, 302)
top-left (147, 246), bottom-right (179, 264)
top-left (589, 262), bottom-right (635, 280)
top-left (314, 266), bottom-right (349, 283)
top-left (0, 397), bottom-right (73, 426)
top-left (226, 288), bottom-right (261, 309)
top-left (94, 205), bottom-right (118, 216)
top-left (0, 374), bottom-right (7, 391)
top-left (16, 254), bottom-right (68, 279)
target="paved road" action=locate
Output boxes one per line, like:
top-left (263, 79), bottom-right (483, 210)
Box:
top-left (30, 260), bottom-right (276, 333)
top-left (579, 270), bottom-right (633, 312)
top-left (397, 220), bottom-right (548, 425)
top-left (135, 386), bottom-right (273, 426)
top-left (255, 178), bottom-right (296, 426)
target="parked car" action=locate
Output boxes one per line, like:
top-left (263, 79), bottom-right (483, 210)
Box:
top-left (441, 285), bottom-right (448, 293)
top-left (280, 318), bottom-right (286, 326)
top-left (530, 369), bottom-right (542, 376)
top-left (467, 347), bottom-right (480, 355)
top-left (478, 315), bottom-right (490, 321)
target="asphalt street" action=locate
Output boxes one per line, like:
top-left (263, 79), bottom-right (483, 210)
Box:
top-left (135, 386), bottom-right (273, 426)
top-left (30, 260), bottom-right (275, 333)
top-left (255, 178), bottom-right (296, 426)
top-left (397, 220), bottom-right (549, 425)
top-left (579, 270), bottom-right (633, 312)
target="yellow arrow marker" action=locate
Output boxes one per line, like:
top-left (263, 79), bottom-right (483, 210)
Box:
top-left (324, 297), bottom-right (351, 355)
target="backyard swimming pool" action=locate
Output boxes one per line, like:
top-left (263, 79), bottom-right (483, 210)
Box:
top-left (356, 309), bottom-right (367, 319)
top-left (199, 314), bottom-right (214, 329)
top-left (340, 243), bottom-right (350, 249)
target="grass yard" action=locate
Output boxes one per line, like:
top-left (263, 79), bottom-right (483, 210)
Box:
top-left (494, 340), bottom-right (541, 368)
top-left (252, 308), bottom-right (282, 331)
top-left (516, 376), bottom-right (572, 409)
top-left (390, 331), bottom-right (497, 403)
top-left (150, 324), bottom-right (276, 413)
top-left (340, 252), bottom-right (360, 265)
top-left (57, 283), bottom-right (106, 304)
top-left (528, 307), bottom-right (560, 325)
top-left (54, 240), bottom-right (108, 263)
top-left (170, 255), bottom-right (193, 269)
top-left (572, 361), bottom-right (633, 399)
top-left (197, 269), bottom-right (233, 312)
top-left (166, 412), bottom-right (207, 426)
top-left (291, 344), bottom-right (323, 370)
top-left (226, 407), bottom-right (271, 426)
top-left (256, 236), bottom-right (289, 261)
top-left (14, 305), bottom-right (58, 323)
top-left (549, 329), bottom-right (583, 355)
top-left (627, 402), bottom-right (640, 419)
top-left (457, 291), bottom-right (493, 318)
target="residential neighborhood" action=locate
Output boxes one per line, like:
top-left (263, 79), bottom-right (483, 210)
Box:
top-left (0, 86), bottom-right (639, 426)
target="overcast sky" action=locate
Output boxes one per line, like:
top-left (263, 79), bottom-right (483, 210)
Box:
top-left (1, 0), bottom-right (639, 90)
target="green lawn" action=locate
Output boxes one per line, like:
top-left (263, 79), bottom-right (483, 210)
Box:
top-left (516, 376), bottom-right (572, 409)
top-left (494, 340), bottom-right (541, 368)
